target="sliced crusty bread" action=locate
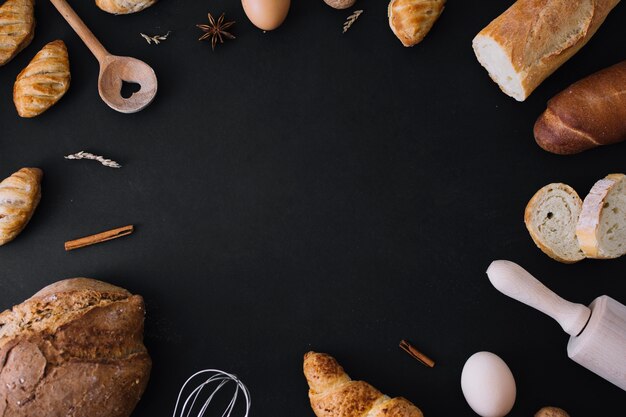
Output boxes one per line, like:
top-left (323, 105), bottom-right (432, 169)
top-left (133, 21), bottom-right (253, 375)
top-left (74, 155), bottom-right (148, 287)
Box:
top-left (525, 183), bottom-right (585, 263)
top-left (472, 0), bottom-right (620, 101)
top-left (576, 173), bottom-right (626, 259)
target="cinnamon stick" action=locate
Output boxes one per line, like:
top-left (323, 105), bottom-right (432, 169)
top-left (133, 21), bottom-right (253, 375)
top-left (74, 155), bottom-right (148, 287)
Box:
top-left (65, 225), bottom-right (134, 251)
top-left (399, 339), bottom-right (435, 368)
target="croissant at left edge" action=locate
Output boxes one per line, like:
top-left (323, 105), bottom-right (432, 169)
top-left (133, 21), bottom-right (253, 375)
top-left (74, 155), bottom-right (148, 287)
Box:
top-left (0, 167), bottom-right (42, 246)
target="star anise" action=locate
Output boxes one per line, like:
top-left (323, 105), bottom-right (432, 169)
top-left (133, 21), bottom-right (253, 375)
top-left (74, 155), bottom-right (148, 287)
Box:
top-left (196, 12), bottom-right (235, 51)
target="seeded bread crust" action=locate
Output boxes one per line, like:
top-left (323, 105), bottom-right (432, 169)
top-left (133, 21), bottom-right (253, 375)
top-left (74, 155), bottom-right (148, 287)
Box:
top-left (0, 278), bottom-right (151, 417)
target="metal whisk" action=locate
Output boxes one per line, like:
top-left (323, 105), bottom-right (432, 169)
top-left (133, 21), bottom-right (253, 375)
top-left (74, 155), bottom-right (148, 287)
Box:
top-left (172, 369), bottom-right (251, 417)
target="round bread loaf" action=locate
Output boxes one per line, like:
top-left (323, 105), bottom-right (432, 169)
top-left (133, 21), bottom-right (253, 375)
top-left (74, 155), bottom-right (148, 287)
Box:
top-left (0, 278), bottom-right (151, 417)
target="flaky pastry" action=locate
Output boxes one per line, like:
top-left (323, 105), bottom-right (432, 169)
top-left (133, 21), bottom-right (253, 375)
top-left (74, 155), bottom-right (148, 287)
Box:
top-left (388, 0), bottom-right (445, 47)
top-left (0, 0), bottom-right (35, 66)
top-left (0, 168), bottom-right (42, 246)
top-left (14, 40), bottom-right (70, 118)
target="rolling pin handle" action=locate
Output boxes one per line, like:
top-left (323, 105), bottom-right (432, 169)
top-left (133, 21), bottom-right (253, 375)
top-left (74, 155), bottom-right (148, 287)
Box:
top-left (487, 260), bottom-right (591, 336)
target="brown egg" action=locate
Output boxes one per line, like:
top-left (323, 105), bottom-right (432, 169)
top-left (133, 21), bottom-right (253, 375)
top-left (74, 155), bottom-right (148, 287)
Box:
top-left (242, 0), bottom-right (290, 31)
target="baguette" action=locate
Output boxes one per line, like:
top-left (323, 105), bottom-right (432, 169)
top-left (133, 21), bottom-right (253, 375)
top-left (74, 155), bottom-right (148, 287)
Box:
top-left (472, 0), bottom-right (621, 101)
top-left (534, 60), bottom-right (626, 154)
top-left (576, 174), bottom-right (626, 259)
top-left (524, 183), bottom-right (585, 263)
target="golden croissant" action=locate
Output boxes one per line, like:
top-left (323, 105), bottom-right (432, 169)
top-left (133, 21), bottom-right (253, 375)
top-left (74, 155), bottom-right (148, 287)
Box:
top-left (304, 351), bottom-right (424, 417)
top-left (0, 0), bottom-right (35, 66)
top-left (388, 0), bottom-right (445, 47)
top-left (0, 168), bottom-right (43, 246)
top-left (14, 40), bottom-right (71, 118)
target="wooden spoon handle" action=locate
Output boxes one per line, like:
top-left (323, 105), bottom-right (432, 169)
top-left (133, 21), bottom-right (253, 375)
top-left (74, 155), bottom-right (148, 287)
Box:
top-left (49, 0), bottom-right (109, 62)
top-left (487, 260), bottom-right (591, 336)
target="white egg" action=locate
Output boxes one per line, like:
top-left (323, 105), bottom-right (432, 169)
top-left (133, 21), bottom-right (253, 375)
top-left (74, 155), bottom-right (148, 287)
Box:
top-left (461, 351), bottom-right (516, 417)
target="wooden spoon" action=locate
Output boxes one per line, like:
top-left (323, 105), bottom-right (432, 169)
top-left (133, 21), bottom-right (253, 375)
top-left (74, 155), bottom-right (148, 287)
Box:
top-left (49, 0), bottom-right (157, 113)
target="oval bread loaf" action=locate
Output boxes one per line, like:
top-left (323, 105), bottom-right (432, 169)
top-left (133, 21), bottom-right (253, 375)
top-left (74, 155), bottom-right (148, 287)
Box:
top-left (0, 278), bottom-right (151, 417)
top-left (524, 183), bottom-right (585, 263)
top-left (576, 173), bottom-right (626, 259)
top-left (534, 60), bottom-right (626, 154)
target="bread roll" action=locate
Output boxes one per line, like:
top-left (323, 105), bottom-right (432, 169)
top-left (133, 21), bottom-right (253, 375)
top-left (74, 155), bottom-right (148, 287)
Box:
top-left (0, 168), bottom-right (42, 246)
top-left (0, 278), bottom-right (151, 417)
top-left (388, 0), bottom-right (445, 47)
top-left (576, 173), bottom-right (626, 259)
top-left (524, 183), bottom-right (585, 263)
top-left (323, 0), bottom-right (355, 9)
top-left (14, 40), bottom-right (71, 118)
top-left (303, 351), bottom-right (424, 417)
top-left (534, 60), bottom-right (626, 154)
top-left (472, 0), bottom-right (620, 101)
top-left (535, 406), bottom-right (571, 417)
top-left (96, 0), bottom-right (157, 15)
top-left (0, 0), bottom-right (35, 66)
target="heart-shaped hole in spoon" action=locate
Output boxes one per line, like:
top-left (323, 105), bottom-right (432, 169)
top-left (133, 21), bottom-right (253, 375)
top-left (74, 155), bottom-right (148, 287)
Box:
top-left (49, 0), bottom-right (158, 114)
top-left (98, 56), bottom-right (158, 113)
top-left (121, 81), bottom-right (141, 99)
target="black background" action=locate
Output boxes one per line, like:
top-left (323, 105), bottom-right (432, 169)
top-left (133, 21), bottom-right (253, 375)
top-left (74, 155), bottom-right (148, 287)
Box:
top-left (1, 0), bottom-right (625, 416)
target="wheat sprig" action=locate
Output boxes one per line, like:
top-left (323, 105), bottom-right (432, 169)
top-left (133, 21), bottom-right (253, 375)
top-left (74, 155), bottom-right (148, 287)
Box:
top-left (343, 10), bottom-right (363, 34)
top-left (64, 151), bottom-right (122, 168)
top-left (141, 31), bottom-right (171, 45)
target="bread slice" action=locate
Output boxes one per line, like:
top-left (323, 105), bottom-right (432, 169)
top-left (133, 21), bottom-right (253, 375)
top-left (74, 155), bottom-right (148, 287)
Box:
top-left (576, 174), bottom-right (626, 259)
top-left (525, 183), bottom-right (585, 263)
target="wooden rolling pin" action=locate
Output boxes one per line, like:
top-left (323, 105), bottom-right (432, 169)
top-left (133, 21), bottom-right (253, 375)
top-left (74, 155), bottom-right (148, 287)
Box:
top-left (487, 260), bottom-right (626, 391)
